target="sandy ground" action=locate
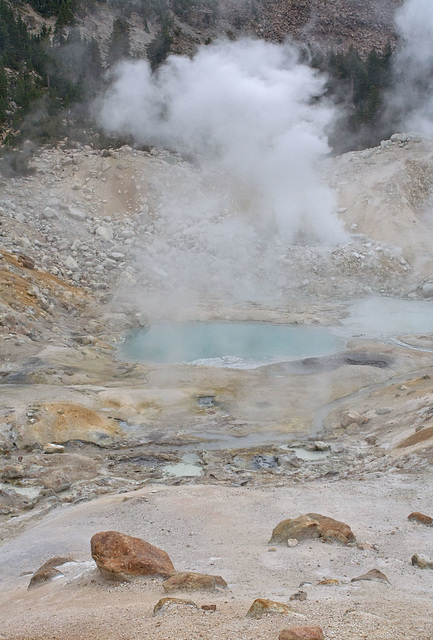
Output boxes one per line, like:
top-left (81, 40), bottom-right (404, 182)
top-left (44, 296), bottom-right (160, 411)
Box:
top-left (1, 476), bottom-right (433, 640)
top-left (1, 136), bottom-right (433, 639)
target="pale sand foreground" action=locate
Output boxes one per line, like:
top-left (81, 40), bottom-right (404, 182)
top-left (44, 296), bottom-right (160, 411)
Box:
top-left (0, 475), bottom-right (432, 640)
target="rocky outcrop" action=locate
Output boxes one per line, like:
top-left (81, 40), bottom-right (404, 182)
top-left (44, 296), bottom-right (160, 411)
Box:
top-left (90, 531), bottom-right (175, 580)
top-left (269, 513), bottom-right (355, 545)
top-left (162, 571), bottom-right (227, 592)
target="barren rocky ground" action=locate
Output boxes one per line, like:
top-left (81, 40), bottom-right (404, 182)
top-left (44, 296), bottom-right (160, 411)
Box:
top-left (1, 133), bottom-right (433, 639)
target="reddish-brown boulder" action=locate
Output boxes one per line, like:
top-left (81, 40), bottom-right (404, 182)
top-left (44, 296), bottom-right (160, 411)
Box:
top-left (279, 626), bottom-right (325, 640)
top-left (270, 513), bottom-right (355, 545)
top-left (162, 571), bottom-right (227, 592)
top-left (91, 531), bottom-right (175, 580)
top-left (408, 512), bottom-right (433, 526)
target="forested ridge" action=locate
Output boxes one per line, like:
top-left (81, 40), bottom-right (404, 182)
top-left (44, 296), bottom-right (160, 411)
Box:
top-left (0, 0), bottom-right (395, 156)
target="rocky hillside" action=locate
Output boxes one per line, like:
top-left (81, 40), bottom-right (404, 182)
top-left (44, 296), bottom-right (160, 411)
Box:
top-left (16, 0), bottom-right (403, 58)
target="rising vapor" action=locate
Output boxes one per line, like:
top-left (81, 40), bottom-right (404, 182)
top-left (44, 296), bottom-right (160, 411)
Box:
top-left (97, 38), bottom-right (345, 245)
top-left (389, 0), bottom-right (433, 137)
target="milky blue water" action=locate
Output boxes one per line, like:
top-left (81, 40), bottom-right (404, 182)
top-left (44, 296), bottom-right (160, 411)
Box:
top-left (120, 321), bottom-right (344, 368)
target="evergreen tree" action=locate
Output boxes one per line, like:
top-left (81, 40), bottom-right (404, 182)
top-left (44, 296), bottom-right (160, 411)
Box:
top-left (0, 60), bottom-right (7, 122)
top-left (107, 18), bottom-right (131, 66)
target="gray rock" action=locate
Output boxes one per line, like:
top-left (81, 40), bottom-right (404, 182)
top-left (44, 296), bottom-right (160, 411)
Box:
top-left (67, 206), bottom-right (87, 221)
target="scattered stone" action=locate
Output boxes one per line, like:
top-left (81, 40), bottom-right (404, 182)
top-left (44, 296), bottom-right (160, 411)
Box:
top-left (269, 513), bottom-right (355, 545)
top-left (246, 599), bottom-right (299, 619)
top-left (162, 571), bottom-right (227, 592)
top-left (411, 554), bottom-right (433, 570)
top-left (289, 590), bottom-right (307, 601)
top-left (287, 539), bottom-right (299, 547)
top-left (28, 556), bottom-right (73, 589)
top-left (408, 512), bottom-right (433, 526)
top-left (350, 569), bottom-right (390, 584)
top-left (43, 443), bottom-right (65, 454)
top-left (279, 626), bottom-right (325, 640)
top-left (1, 465), bottom-right (23, 480)
top-left (313, 441), bottom-right (330, 451)
top-left (91, 531), bottom-right (175, 581)
top-left (317, 578), bottom-right (339, 586)
top-left (153, 597), bottom-right (198, 616)
top-left (341, 411), bottom-right (368, 427)
top-left (67, 206), bottom-right (86, 221)
top-left (18, 254), bottom-right (35, 269)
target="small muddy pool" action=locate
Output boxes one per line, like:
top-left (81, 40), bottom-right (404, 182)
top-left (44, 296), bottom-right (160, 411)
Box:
top-left (120, 322), bottom-right (344, 368)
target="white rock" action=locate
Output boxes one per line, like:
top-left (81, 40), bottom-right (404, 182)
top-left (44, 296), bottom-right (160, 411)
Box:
top-left (95, 225), bottom-right (113, 241)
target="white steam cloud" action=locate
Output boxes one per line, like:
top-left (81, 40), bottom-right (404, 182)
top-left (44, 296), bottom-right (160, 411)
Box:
top-left (390, 0), bottom-right (433, 137)
top-left (98, 38), bottom-right (345, 245)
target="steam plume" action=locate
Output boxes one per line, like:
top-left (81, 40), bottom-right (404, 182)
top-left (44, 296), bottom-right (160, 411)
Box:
top-left (389, 0), bottom-right (433, 137)
top-left (97, 38), bottom-right (345, 245)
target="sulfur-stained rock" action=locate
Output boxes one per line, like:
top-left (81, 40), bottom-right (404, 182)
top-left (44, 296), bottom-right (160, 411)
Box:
top-left (279, 626), bottom-right (325, 640)
top-left (269, 513), bottom-right (355, 545)
top-left (91, 531), bottom-right (175, 581)
top-left (162, 571), bottom-right (227, 592)
top-left (246, 599), bottom-right (299, 619)
top-left (408, 512), bottom-right (433, 526)
top-left (350, 569), bottom-right (390, 584)
top-left (153, 597), bottom-right (198, 616)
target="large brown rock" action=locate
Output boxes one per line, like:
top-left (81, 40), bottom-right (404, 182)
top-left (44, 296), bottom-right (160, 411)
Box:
top-left (162, 571), bottom-right (227, 592)
top-left (279, 626), bottom-right (325, 640)
top-left (91, 531), bottom-right (175, 581)
top-left (269, 513), bottom-right (355, 545)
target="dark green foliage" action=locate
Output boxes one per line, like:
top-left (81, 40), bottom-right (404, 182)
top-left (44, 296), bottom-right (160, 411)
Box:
top-left (146, 23), bottom-right (172, 70)
top-left (323, 44), bottom-right (393, 151)
top-left (27, 0), bottom-right (79, 18)
top-left (107, 17), bottom-right (131, 66)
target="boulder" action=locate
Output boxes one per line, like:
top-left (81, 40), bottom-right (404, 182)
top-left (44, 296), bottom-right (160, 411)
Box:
top-left (269, 513), bottom-right (355, 545)
top-left (246, 599), bottom-right (298, 619)
top-left (91, 531), bottom-right (175, 581)
top-left (279, 626), bottom-right (325, 640)
top-left (408, 512), bottom-right (433, 526)
top-left (153, 597), bottom-right (198, 616)
top-left (162, 571), bottom-right (227, 592)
